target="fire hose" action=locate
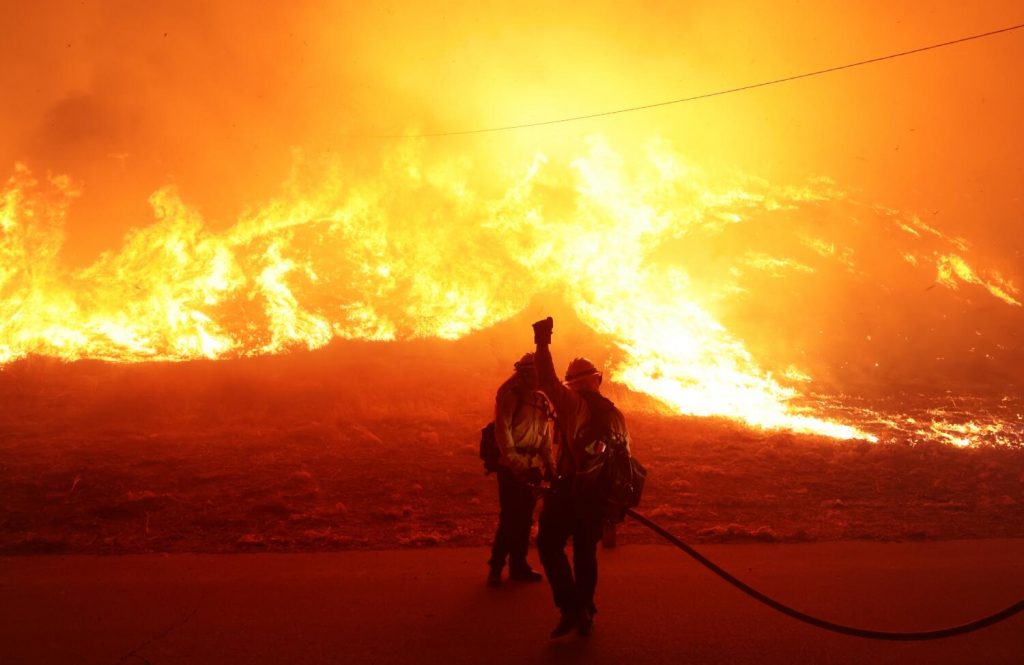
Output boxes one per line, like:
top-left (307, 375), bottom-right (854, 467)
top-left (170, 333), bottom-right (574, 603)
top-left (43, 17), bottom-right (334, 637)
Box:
top-left (625, 509), bottom-right (1024, 641)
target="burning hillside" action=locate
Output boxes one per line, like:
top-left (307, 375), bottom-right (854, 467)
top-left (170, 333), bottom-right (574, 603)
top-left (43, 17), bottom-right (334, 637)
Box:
top-left (2, 140), bottom-right (1022, 445)
top-left (4, 3), bottom-right (1024, 448)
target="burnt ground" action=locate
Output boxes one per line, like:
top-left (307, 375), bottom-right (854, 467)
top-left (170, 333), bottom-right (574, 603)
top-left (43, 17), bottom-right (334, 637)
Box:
top-left (1, 348), bottom-right (1023, 555)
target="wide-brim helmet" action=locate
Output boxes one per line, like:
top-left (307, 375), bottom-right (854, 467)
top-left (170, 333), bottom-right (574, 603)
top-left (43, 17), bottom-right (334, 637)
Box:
top-left (564, 357), bottom-right (601, 385)
top-left (514, 352), bottom-right (536, 372)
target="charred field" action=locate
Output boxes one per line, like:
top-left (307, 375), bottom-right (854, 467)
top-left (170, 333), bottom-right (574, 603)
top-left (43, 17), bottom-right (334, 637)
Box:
top-left (2, 334), bottom-right (1023, 556)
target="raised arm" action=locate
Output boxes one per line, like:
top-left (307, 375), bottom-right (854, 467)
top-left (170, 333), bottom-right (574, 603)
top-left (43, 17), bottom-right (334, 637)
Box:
top-left (532, 317), bottom-right (574, 417)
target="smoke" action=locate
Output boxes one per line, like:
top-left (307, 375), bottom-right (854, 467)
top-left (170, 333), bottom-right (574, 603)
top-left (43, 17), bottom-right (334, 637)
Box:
top-left (1, 1), bottom-right (1022, 439)
top-left (1, 1), bottom-right (393, 263)
top-left (5, 2), bottom-right (1023, 260)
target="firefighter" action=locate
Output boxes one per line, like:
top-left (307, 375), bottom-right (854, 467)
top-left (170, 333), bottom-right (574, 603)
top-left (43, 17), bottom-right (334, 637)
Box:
top-left (531, 316), bottom-right (631, 638)
top-left (487, 352), bottom-right (554, 587)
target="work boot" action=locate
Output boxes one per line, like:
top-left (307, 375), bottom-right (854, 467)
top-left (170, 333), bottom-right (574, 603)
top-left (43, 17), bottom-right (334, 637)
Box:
top-left (578, 607), bottom-right (595, 637)
top-left (550, 611), bottom-right (578, 639)
top-left (486, 566), bottom-right (503, 587)
top-left (508, 565), bottom-right (543, 582)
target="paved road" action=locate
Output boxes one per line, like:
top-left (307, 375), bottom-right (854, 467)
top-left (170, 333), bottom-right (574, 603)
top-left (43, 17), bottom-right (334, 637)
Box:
top-left (2, 540), bottom-right (1023, 664)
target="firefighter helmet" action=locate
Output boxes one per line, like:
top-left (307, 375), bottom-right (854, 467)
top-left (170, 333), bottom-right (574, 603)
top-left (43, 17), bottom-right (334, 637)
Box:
top-left (514, 352), bottom-right (536, 372)
top-left (564, 357), bottom-right (601, 385)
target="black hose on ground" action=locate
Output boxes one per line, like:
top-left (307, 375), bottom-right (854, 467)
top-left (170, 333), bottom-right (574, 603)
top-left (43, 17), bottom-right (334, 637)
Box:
top-left (626, 508), bottom-right (1024, 641)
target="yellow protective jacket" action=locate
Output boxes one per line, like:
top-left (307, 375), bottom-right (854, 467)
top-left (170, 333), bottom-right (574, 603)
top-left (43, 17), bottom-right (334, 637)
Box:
top-left (494, 375), bottom-right (554, 476)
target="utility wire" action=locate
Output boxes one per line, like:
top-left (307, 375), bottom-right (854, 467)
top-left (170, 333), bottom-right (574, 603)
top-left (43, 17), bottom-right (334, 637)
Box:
top-left (376, 22), bottom-right (1024, 138)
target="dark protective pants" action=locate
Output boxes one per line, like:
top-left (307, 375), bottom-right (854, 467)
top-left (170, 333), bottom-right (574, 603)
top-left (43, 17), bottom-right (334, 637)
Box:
top-left (489, 466), bottom-right (538, 572)
top-left (536, 484), bottom-right (604, 614)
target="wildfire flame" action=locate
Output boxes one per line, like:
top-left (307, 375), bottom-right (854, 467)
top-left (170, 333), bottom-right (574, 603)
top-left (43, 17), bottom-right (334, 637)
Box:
top-left (2, 138), bottom-right (1020, 443)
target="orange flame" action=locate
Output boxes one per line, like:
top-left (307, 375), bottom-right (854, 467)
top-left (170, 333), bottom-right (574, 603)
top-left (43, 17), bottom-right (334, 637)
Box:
top-left (2, 140), bottom-right (1020, 442)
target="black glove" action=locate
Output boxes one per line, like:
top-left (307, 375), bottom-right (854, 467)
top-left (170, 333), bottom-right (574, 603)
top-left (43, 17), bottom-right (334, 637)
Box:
top-left (533, 317), bottom-right (553, 345)
top-left (523, 467), bottom-right (543, 486)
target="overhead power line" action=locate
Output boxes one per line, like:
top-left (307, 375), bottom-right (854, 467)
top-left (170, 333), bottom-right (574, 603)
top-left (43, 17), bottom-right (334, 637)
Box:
top-left (377, 21), bottom-right (1024, 138)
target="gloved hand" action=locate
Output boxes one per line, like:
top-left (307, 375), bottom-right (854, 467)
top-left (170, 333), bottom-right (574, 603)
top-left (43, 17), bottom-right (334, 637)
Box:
top-left (503, 456), bottom-right (529, 475)
top-left (533, 317), bottom-right (553, 345)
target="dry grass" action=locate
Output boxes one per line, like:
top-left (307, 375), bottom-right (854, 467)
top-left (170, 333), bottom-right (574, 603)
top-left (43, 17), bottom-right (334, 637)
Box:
top-left (1, 344), bottom-right (1022, 554)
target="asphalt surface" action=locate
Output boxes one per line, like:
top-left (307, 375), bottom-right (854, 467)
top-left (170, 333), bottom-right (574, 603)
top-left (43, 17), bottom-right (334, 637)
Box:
top-left (2, 540), bottom-right (1024, 664)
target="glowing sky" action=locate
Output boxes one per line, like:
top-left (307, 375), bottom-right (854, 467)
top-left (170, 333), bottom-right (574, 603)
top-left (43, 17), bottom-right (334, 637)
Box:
top-left (3, 0), bottom-right (1022, 271)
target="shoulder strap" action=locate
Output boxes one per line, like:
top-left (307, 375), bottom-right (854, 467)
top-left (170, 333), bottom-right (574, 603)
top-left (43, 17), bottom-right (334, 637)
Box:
top-left (577, 390), bottom-right (615, 432)
top-left (511, 386), bottom-right (555, 421)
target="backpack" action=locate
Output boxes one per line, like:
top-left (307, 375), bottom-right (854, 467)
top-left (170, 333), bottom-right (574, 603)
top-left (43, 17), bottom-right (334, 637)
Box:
top-left (479, 422), bottom-right (500, 473)
top-left (572, 391), bottom-right (647, 524)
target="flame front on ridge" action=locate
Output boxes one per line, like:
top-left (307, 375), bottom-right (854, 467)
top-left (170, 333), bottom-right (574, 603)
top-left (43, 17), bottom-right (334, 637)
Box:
top-left (2, 139), bottom-right (1020, 442)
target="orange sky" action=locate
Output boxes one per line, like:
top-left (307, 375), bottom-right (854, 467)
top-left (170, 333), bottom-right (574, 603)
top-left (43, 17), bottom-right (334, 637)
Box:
top-left (2, 0), bottom-right (1022, 274)
top-left (2, 0), bottom-right (1023, 442)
